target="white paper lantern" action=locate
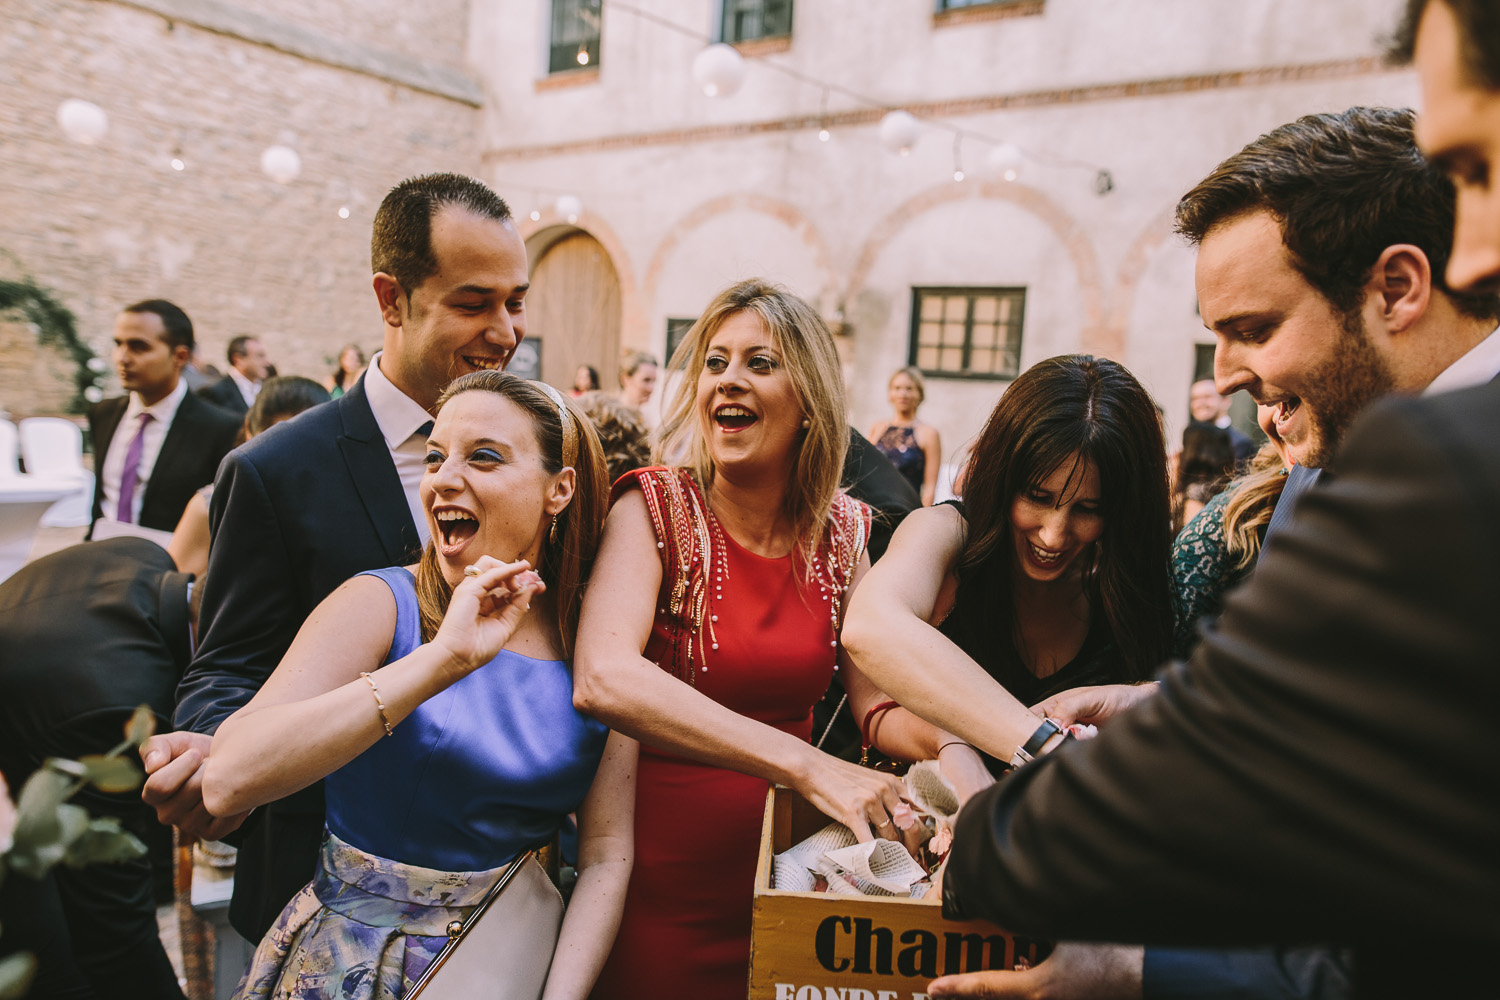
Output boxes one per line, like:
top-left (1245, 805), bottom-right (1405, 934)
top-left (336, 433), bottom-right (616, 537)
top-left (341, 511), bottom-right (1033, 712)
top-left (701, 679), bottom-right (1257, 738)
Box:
top-left (555, 194), bottom-right (583, 224)
top-left (986, 143), bottom-right (1024, 181)
top-left (260, 145), bottom-right (302, 184)
top-left (878, 111), bottom-right (921, 155)
top-left (693, 43), bottom-right (746, 98)
top-left (57, 99), bottom-right (108, 145)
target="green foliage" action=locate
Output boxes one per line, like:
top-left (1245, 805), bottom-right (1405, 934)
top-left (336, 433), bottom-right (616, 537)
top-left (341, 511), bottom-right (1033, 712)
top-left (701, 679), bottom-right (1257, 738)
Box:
top-left (0, 703), bottom-right (159, 997)
top-left (0, 276), bottom-right (103, 414)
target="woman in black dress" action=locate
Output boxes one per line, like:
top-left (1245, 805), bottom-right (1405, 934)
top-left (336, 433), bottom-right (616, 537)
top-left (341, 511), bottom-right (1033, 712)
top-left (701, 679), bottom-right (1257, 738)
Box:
top-left (843, 355), bottom-right (1174, 774)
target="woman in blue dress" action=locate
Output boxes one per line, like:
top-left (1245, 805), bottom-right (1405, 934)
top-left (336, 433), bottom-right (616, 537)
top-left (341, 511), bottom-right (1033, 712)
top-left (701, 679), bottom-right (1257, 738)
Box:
top-left (867, 366), bottom-right (942, 505)
top-left (203, 370), bottom-right (634, 1000)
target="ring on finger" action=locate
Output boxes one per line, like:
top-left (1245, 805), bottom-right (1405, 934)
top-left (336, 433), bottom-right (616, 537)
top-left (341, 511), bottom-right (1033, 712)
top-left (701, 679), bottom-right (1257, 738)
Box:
top-left (464, 565), bottom-right (481, 577)
top-left (876, 819), bottom-right (893, 830)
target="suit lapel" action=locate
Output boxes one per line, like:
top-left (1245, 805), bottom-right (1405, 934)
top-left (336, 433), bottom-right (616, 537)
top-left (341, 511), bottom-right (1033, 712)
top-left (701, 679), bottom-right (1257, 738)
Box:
top-left (93, 397), bottom-right (129, 471)
top-left (1259, 464), bottom-right (1322, 562)
top-left (149, 392), bottom-right (206, 506)
top-left (335, 379), bottom-right (420, 564)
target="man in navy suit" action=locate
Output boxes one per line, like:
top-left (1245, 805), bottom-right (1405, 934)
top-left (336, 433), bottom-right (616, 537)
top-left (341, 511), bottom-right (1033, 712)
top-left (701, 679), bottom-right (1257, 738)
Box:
top-left (87, 299), bottom-right (240, 538)
top-left (140, 173), bottom-right (531, 941)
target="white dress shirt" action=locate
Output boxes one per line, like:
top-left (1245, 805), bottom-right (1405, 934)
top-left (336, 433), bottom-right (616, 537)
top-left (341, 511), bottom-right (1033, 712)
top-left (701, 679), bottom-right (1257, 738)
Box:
top-left (1423, 326), bottom-right (1500, 396)
top-left (98, 379), bottom-right (188, 525)
top-left (228, 367), bottom-right (261, 407)
top-left (362, 351), bottom-right (432, 546)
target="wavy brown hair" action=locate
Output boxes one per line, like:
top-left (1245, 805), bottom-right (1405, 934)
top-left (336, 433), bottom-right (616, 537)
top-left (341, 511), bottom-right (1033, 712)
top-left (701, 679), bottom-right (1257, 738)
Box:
top-left (953, 355), bottom-right (1173, 680)
top-left (655, 278), bottom-right (847, 579)
top-left (414, 370), bottom-right (608, 654)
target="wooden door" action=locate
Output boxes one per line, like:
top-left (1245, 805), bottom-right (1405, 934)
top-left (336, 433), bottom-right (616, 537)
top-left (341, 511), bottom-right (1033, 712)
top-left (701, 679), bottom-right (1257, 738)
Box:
top-left (526, 231), bottom-right (622, 392)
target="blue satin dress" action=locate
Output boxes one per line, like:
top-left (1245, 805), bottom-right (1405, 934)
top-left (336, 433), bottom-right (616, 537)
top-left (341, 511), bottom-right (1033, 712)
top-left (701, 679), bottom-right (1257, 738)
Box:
top-left (233, 567), bottom-right (608, 1000)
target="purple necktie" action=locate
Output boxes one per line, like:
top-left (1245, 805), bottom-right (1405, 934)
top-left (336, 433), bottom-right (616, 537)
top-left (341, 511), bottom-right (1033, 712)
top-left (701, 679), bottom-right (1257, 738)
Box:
top-left (116, 412), bottom-right (154, 523)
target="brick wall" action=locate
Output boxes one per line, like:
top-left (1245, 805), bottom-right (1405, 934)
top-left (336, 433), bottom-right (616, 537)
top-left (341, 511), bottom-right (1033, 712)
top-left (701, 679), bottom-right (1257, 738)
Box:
top-left (0, 0), bottom-right (480, 414)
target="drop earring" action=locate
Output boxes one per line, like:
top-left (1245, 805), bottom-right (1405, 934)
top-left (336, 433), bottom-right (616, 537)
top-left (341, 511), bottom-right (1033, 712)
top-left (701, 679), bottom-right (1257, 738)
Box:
top-left (548, 514), bottom-right (559, 544)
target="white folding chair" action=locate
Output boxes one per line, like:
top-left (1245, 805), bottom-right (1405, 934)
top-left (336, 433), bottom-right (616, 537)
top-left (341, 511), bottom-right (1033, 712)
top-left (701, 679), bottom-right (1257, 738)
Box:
top-left (19, 417), bottom-right (94, 528)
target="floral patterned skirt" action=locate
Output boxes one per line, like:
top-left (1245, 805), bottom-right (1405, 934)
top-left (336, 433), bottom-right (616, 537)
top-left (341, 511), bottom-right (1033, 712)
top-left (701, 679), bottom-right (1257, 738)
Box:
top-left (233, 830), bottom-right (510, 1000)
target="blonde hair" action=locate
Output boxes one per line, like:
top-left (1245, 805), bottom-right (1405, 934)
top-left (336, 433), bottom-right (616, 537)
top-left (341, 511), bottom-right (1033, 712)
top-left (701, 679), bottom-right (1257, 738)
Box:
top-left (888, 366), bottom-right (925, 405)
top-left (656, 278), bottom-right (848, 577)
top-left (1221, 443), bottom-right (1291, 571)
top-left (415, 370), bottom-right (608, 654)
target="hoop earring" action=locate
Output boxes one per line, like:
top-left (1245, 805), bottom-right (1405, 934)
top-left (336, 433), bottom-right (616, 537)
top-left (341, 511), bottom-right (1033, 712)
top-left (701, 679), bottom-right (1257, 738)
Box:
top-left (548, 514), bottom-right (559, 544)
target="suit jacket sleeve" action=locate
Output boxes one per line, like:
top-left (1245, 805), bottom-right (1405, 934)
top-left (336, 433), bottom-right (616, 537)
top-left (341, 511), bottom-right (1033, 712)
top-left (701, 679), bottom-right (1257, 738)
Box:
top-left (173, 447), bottom-right (300, 734)
top-left (942, 386), bottom-right (1500, 947)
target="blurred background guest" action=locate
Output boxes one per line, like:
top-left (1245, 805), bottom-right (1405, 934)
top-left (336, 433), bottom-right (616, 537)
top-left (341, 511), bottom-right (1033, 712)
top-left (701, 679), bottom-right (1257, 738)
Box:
top-left (322, 343), bottom-right (366, 400)
top-left (199, 335), bottom-right (272, 416)
top-left (616, 349), bottom-right (659, 410)
top-left (1172, 422), bottom-right (1237, 532)
top-left (1188, 378), bottom-right (1256, 467)
top-left (0, 537), bottom-right (195, 1000)
top-left (844, 354), bottom-right (1174, 775)
top-left (867, 366), bottom-right (942, 505)
top-left (571, 363), bottom-right (601, 398)
top-left (167, 376), bottom-right (331, 578)
top-left (575, 389), bottom-right (649, 483)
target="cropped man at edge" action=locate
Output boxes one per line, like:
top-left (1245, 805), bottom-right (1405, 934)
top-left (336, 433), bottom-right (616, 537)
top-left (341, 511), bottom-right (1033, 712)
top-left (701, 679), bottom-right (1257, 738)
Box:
top-left (139, 173), bottom-right (531, 942)
top-left (921, 6), bottom-right (1500, 999)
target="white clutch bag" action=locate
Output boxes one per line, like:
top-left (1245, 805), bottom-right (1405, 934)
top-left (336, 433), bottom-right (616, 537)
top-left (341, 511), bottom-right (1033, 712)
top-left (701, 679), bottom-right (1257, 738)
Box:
top-left (406, 851), bottom-right (565, 1000)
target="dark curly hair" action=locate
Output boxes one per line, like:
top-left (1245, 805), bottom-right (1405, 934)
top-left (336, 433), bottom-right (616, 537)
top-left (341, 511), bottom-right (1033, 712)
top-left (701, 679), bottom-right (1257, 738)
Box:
top-left (575, 391), bottom-right (650, 484)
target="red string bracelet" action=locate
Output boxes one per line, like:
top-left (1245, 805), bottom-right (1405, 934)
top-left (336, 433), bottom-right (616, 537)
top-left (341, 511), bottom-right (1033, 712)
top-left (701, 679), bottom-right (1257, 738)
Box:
top-left (860, 700), bottom-right (900, 765)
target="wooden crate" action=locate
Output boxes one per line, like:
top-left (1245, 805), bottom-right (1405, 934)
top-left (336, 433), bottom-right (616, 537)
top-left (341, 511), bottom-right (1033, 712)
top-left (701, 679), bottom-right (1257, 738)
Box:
top-left (750, 786), bottom-right (1049, 999)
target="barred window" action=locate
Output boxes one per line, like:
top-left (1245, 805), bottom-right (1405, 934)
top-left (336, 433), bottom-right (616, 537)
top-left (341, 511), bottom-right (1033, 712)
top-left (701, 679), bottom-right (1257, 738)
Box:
top-left (908, 287), bottom-right (1025, 380)
top-left (721, 0), bottom-right (793, 43)
top-left (935, 0), bottom-right (1022, 9)
top-left (549, 0), bottom-right (601, 74)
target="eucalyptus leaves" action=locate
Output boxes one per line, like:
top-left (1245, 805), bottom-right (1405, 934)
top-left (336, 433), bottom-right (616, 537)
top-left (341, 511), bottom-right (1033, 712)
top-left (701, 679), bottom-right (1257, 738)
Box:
top-left (0, 704), bottom-right (158, 999)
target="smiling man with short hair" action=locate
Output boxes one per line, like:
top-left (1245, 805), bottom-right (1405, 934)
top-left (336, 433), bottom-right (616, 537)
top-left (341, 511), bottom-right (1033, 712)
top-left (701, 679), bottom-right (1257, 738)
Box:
top-left (141, 173), bottom-right (533, 942)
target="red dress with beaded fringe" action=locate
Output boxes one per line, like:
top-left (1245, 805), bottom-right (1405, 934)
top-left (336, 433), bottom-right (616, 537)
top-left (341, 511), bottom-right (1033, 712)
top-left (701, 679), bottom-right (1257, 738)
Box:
top-left (589, 468), bottom-right (869, 1000)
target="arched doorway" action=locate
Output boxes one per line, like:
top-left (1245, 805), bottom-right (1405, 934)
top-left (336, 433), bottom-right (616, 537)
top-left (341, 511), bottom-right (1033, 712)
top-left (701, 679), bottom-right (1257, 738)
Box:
top-left (525, 229), bottom-right (622, 391)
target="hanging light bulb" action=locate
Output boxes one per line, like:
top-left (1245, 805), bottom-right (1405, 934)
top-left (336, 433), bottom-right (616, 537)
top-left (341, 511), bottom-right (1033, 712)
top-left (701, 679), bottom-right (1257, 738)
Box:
top-left (986, 143), bottom-right (1024, 182)
top-left (576, 44), bottom-right (590, 66)
top-left (338, 205), bottom-right (351, 219)
top-left (57, 99), bottom-right (108, 145)
top-left (530, 209), bottom-right (542, 222)
top-left (693, 43), bottom-right (746, 98)
top-left (952, 135), bottom-right (965, 182)
top-left (818, 128), bottom-right (831, 142)
top-left (170, 157), bottom-right (186, 171)
top-left (555, 194), bottom-right (583, 224)
top-left (261, 145), bottom-right (302, 184)
top-left (878, 111), bottom-right (921, 156)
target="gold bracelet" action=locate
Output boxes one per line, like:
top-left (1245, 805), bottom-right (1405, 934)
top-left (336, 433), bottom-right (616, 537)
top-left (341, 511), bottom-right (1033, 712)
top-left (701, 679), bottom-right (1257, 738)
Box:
top-left (359, 671), bottom-right (394, 737)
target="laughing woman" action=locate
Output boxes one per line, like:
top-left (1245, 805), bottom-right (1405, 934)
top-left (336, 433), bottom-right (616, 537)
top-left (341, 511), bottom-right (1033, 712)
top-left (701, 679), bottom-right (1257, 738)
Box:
top-left (202, 371), bottom-right (633, 1000)
top-left (842, 355), bottom-right (1174, 774)
top-left (575, 279), bottom-right (990, 1000)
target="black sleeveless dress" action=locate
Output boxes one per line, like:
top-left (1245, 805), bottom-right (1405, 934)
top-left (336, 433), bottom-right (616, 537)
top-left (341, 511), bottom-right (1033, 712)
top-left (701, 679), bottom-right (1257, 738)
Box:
top-left (936, 500), bottom-right (1129, 774)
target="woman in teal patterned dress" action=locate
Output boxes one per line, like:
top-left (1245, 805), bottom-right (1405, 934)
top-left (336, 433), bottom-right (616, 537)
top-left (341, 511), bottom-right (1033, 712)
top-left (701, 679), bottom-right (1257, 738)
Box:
top-left (1172, 411), bottom-right (1292, 659)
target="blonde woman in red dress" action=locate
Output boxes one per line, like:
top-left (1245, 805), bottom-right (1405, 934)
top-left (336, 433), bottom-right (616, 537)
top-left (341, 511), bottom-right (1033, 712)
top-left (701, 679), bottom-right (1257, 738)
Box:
top-left (576, 279), bottom-right (991, 999)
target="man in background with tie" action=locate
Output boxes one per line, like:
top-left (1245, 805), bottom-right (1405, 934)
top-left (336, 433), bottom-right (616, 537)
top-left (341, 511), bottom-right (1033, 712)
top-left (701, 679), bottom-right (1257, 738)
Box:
top-left (87, 299), bottom-right (240, 540)
top-left (140, 173), bottom-right (533, 942)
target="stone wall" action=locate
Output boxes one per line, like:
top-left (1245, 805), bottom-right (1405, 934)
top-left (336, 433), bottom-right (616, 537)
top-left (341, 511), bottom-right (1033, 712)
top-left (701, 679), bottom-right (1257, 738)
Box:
top-left (0, 0), bottom-right (480, 414)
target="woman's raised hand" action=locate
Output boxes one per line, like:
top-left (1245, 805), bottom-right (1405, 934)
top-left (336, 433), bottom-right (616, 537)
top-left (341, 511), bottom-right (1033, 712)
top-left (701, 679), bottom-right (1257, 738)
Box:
top-left (794, 750), bottom-right (910, 844)
top-left (433, 556), bottom-right (545, 674)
